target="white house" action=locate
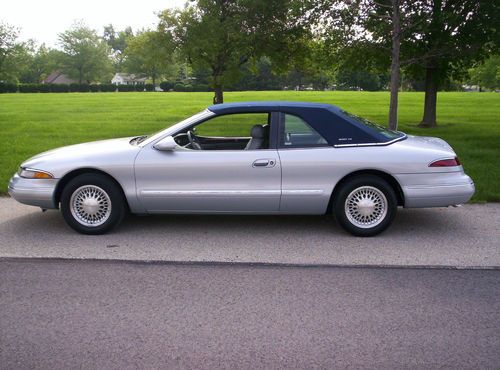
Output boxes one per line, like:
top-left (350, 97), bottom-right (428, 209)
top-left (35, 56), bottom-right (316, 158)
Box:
top-left (111, 73), bottom-right (148, 86)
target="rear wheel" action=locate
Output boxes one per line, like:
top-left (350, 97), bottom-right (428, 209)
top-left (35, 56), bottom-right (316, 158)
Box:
top-left (60, 173), bottom-right (126, 235)
top-left (334, 175), bottom-right (397, 237)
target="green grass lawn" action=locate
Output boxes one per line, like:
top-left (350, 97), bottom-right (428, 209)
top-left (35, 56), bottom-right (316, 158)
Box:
top-left (0, 91), bottom-right (499, 202)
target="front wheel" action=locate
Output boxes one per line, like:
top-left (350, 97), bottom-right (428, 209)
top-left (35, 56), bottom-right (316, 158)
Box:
top-left (60, 173), bottom-right (126, 235)
top-left (333, 175), bottom-right (397, 237)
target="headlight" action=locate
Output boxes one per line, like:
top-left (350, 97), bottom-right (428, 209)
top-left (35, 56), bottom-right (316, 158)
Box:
top-left (18, 167), bottom-right (54, 179)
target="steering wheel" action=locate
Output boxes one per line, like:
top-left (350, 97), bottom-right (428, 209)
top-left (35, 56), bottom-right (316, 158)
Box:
top-left (187, 130), bottom-right (202, 150)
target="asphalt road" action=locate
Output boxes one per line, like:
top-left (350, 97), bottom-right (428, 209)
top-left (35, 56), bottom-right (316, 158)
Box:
top-left (1, 259), bottom-right (499, 369)
top-left (1, 198), bottom-right (499, 267)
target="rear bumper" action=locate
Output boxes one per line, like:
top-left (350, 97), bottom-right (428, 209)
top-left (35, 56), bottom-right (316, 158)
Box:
top-left (401, 173), bottom-right (475, 208)
top-left (8, 174), bottom-right (58, 209)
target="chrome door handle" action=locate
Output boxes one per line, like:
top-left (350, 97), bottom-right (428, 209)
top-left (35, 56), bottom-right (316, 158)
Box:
top-left (253, 159), bottom-right (276, 168)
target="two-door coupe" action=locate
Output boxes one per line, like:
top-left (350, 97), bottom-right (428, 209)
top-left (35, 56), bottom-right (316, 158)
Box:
top-left (9, 101), bottom-right (475, 236)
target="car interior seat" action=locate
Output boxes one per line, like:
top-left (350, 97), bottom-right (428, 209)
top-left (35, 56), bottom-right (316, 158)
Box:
top-left (245, 124), bottom-right (269, 150)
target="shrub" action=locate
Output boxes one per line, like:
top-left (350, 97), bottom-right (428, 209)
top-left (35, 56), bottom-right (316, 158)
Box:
top-left (144, 83), bottom-right (154, 92)
top-left (50, 84), bottom-right (70, 93)
top-left (0, 82), bottom-right (18, 93)
top-left (69, 83), bottom-right (80, 92)
top-left (100, 84), bottom-right (116, 92)
top-left (19, 84), bottom-right (40, 93)
top-left (134, 84), bottom-right (145, 92)
top-left (173, 83), bottom-right (185, 92)
top-left (159, 81), bottom-right (174, 91)
top-left (193, 84), bottom-right (210, 92)
top-left (117, 84), bottom-right (135, 92)
top-left (77, 84), bottom-right (90, 92)
top-left (89, 84), bottom-right (100, 92)
top-left (39, 84), bottom-right (51, 93)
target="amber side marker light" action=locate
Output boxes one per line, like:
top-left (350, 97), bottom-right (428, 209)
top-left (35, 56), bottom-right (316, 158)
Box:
top-left (429, 157), bottom-right (461, 167)
top-left (18, 168), bottom-right (54, 179)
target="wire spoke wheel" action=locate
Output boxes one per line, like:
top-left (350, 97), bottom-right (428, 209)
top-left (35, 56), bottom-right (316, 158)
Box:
top-left (344, 186), bottom-right (388, 229)
top-left (70, 185), bottom-right (112, 227)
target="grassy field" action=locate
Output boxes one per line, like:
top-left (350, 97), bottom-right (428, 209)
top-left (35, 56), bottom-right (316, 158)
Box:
top-left (0, 91), bottom-right (499, 202)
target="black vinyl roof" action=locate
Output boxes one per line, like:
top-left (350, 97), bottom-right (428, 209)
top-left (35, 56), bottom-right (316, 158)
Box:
top-left (208, 101), bottom-right (400, 146)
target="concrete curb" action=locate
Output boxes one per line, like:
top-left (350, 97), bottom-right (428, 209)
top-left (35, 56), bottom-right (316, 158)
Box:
top-left (2, 256), bottom-right (499, 270)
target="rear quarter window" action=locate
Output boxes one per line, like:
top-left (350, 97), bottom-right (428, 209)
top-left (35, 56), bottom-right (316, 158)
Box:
top-left (281, 114), bottom-right (328, 148)
top-left (341, 110), bottom-right (404, 140)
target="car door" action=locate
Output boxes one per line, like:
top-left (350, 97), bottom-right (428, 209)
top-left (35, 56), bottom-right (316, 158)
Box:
top-left (277, 112), bottom-right (335, 214)
top-left (134, 112), bottom-right (282, 213)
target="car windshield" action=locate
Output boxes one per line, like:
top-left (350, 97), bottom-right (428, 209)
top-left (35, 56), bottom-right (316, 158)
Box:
top-left (136, 110), bottom-right (213, 145)
top-left (341, 110), bottom-right (404, 140)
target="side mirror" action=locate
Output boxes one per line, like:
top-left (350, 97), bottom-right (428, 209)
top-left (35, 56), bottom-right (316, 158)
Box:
top-left (153, 136), bottom-right (178, 151)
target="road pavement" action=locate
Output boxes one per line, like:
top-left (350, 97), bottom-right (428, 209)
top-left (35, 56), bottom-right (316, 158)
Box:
top-left (1, 198), bottom-right (499, 268)
top-left (1, 259), bottom-right (499, 369)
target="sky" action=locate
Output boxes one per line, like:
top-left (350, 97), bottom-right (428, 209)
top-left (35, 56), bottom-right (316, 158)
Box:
top-left (1, 0), bottom-right (186, 47)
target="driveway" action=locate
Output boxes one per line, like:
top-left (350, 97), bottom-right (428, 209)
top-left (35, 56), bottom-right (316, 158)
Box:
top-left (0, 197), bottom-right (499, 268)
top-left (1, 260), bottom-right (499, 369)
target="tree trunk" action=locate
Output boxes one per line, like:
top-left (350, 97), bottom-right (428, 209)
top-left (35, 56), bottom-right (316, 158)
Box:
top-left (78, 68), bottom-right (83, 85)
top-left (419, 66), bottom-right (438, 127)
top-left (388, 0), bottom-right (401, 131)
top-left (213, 84), bottom-right (223, 104)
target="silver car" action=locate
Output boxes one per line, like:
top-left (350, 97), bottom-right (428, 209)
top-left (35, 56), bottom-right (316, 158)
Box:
top-left (8, 102), bottom-right (475, 236)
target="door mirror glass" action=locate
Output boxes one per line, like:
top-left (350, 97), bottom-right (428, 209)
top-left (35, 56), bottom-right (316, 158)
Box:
top-left (154, 136), bottom-right (178, 151)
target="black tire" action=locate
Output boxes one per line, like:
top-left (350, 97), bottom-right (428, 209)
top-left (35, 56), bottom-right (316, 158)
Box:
top-left (60, 173), bottom-right (126, 235)
top-left (333, 175), bottom-right (397, 237)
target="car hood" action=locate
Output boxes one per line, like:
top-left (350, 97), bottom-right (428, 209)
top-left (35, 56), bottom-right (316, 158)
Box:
top-left (21, 137), bottom-right (140, 176)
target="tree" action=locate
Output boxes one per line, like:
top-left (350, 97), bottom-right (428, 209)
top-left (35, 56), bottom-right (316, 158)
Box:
top-left (405, 1), bottom-right (499, 127)
top-left (0, 22), bottom-right (33, 83)
top-left (311, 0), bottom-right (499, 127)
top-left (18, 44), bottom-right (64, 83)
top-left (306, 1), bottom-right (401, 127)
top-left (124, 30), bottom-right (174, 87)
top-left (335, 69), bottom-right (385, 91)
top-left (468, 55), bottom-right (500, 91)
top-left (367, 0), bottom-right (499, 127)
top-left (0, 22), bottom-right (19, 82)
top-left (58, 22), bottom-right (113, 84)
top-left (159, 0), bottom-right (307, 104)
top-left (103, 24), bottom-right (134, 70)
top-left (388, 0), bottom-right (401, 130)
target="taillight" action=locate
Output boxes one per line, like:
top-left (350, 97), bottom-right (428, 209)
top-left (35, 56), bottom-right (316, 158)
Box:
top-left (429, 157), bottom-right (461, 167)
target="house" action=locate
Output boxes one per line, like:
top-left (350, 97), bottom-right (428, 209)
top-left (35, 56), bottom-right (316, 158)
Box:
top-left (42, 71), bottom-right (77, 84)
top-left (111, 73), bottom-right (147, 86)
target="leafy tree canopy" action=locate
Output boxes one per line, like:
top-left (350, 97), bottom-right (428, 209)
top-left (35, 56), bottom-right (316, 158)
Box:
top-left (58, 22), bottom-right (113, 84)
top-left (124, 30), bottom-right (175, 86)
top-left (158, 0), bottom-right (308, 103)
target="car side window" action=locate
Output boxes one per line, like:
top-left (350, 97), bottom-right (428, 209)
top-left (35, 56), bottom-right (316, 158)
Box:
top-left (195, 113), bottom-right (269, 137)
top-left (174, 112), bottom-right (272, 151)
top-left (280, 114), bottom-right (328, 148)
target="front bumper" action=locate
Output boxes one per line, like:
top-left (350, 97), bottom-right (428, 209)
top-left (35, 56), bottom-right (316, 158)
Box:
top-left (8, 174), bottom-right (58, 209)
top-left (399, 173), bottom-right (475, 208)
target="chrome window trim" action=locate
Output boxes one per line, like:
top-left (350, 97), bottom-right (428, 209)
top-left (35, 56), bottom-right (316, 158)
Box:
top-left (333, 135), bottom-right (407, 148)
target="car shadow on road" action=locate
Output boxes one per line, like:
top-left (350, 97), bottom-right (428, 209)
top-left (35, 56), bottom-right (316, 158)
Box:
top-left (0, 206), bottom-right (475, 239)
top-left (2, 204), bottom-right (497, 267)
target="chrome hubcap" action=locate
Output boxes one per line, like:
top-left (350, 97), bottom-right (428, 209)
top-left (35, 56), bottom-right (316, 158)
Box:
top-left (345, 186), bottom-right (387, 229)
top-left (70, 185), bottom-right (112, 227)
